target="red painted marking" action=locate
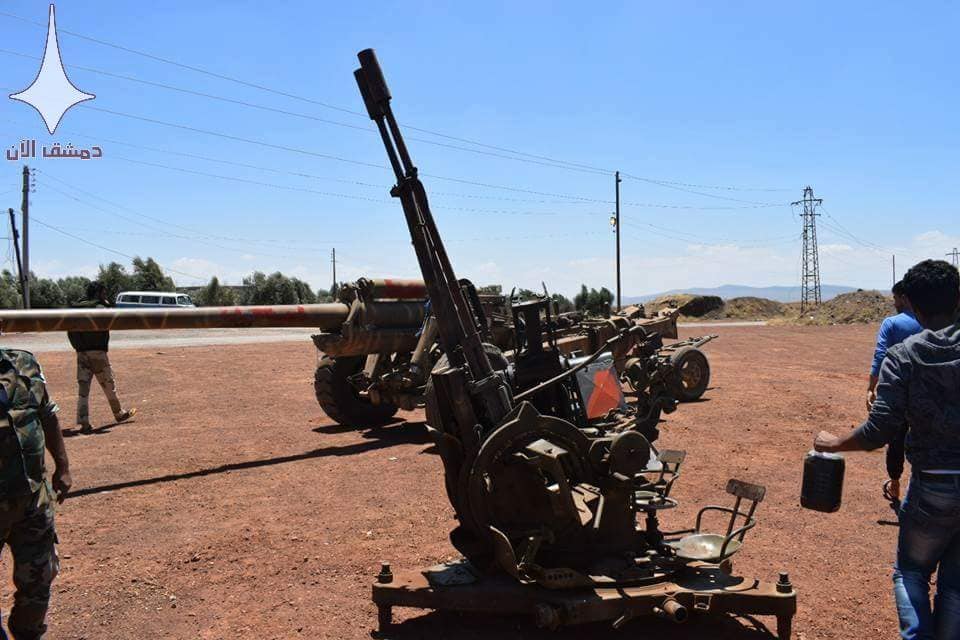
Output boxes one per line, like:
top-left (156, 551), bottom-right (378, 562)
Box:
top-left (585, 368), bottom-right (623, 419)
top-left (378, 279), bottom-right (427, 299)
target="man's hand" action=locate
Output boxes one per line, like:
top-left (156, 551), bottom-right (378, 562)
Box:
top-left (52, 466), bottom-right (72, 503)
top-left (866, 389), bottom-right (877, 412)
top-left (814, 430), bottom-right (841, 453)
top-left (886, 477), bottom-right (901, 502)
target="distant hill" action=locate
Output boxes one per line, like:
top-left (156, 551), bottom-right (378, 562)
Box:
top-left (624, 284), bottom-right (858, 305)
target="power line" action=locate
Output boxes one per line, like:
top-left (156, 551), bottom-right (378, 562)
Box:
top-left (105, 155), bottom-right (564, 216)
top-left (4, 110), bottom-right (791, 211)
top-left (30, 216), bottom-right (206, 282)
top-left (35, 179), bottom-right (318, 259)
top-left (0, 9), bottom-right (791, 192)
top-left (620, 172), bottom-right (783, 205)
top-left (36, 171), bottom-right (341, 248)
top-left (1, 110), bottom-right (791, 212)
top-left (0, 49), bottom-right (615, 176)
top-left (817, 213), bottom-right (928, 264)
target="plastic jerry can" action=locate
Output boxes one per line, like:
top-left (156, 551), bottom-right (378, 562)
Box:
top-left (801, 450), bottom-right (845, 513)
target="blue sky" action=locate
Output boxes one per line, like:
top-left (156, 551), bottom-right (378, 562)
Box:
top-left (1, 0), bottom-right (957, 297)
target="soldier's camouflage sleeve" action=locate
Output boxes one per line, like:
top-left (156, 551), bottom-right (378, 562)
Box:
top-left (25, 353), bottom-right (60, 421)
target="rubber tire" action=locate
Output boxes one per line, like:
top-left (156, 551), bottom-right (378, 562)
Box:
top-left (314, 355), bottom-right (399, 427)
top-left (668, 346), bottom-right (710, 402)
top-left (424, 344), bottom-right (509, 432)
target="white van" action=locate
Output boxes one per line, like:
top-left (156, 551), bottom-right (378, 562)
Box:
top-left (115, 291), bottom-right (195, 308)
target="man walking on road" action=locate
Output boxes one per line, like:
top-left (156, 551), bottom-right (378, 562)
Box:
top-left (0, 346), bottom-right (72, 639)
top-left (868, 280), bottom-right (922, 503)
top-left (66, 282), bottom-right (136, 434)
top-left (814, 259), bottom-right (960, 639)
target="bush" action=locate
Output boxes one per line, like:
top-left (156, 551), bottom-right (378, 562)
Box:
top-left (57, 276), bottom-right (92, 306)
top-left (239, 272), bottom-right (318, 306)
top-left (574, 284), bottom-right (613, 316)
top-left (193, 277), bottom-right (239, 307)
top-left (0, 270), bottom-right (21, 309)
top-left (29, 275), bottom-right (65, 309)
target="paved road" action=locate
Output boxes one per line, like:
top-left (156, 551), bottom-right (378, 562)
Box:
top-left (0, 327), bottom-right (320, 353)
top-left (0, 320), bottom-right (766, 353)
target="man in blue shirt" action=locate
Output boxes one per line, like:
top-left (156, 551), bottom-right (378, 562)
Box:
top-left (815, 259), bottom-right (960, 639)
top-left (868, 280), bottom-right (923, 502)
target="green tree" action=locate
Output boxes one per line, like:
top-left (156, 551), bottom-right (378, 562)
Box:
top-left (132, 257), bottom-right (175, 291)
top-left (29, 274), bottom-right (66, 308)
top-left (574, 284), bottom-right (589, 311)
top-left (240, 272), bottom-right (316, 305)
top-left (0, 270), bottom-right (22, 309)
top-left (291, 277), bottom-right (317, 304)
top-left (585, 287), bottom-right (614, 316)
top-left (478, 284), bottom-right (503, 296)
top-left (193, 277), bottom-right (239, 306)
top-left (550, 293), bottom-right (575, 313)
top-left (516, 288), bottom-right (539, 300)
top-left (57, 276), bottom-right (92, 306)
top-left (97, 262), bottom-right (136, 301)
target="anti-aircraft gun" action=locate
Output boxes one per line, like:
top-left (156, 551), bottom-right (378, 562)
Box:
top-left (354, 48), bottom-right (795, 636)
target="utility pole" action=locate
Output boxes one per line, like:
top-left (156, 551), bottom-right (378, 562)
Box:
top-left (20, 165), bottom-right (30, 308)
top-left (892, 254), bottom-right (896, 287)
top-left (792, 186), bottom-right (823, 314)
top-left (7, 208), bottom-right (25, 298)
top-left (330, 247), bottom-right (337, 296)
top-left (948, 248), bottom-right (960, 268)
top-left (614, 170), bottom-right (621, 312)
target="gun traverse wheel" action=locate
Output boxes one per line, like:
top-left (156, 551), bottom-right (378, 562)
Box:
top-left (668, 346), bottom-right (710, 402)
top-left (314, 355), bottom-right (398, 427)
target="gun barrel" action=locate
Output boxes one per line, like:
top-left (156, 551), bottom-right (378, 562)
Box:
top-left (0, 303), bottom-right (353, 334)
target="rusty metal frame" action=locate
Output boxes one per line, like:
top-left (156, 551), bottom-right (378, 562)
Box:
top-left (372, 564), bottom-right (796, 637)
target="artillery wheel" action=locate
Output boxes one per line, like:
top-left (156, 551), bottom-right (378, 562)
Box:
top-left (314, 355), bottom-right (398, 427)
top-left (668, 346), bottom-right (710, 402)
top-left (458, 402), bottom-right (593, 566)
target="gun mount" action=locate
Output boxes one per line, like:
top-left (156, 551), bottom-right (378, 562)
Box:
top-left (355, 48), bottom-right (795, 636)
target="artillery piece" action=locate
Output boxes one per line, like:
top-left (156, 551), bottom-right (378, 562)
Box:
top-left (0, 276), bottom-right (713, 430)
top-left (353, 48), bottom-right (795, 636)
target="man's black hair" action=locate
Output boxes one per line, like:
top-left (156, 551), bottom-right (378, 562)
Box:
top-left (892, 280), bottom-right (906, 296)
top-left (86, 280), bottom-right (107, 300)
top-left (902, 260), bottom-right (960, 318)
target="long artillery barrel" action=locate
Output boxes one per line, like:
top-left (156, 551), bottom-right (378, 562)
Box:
top-left (0, 277), bottom-right (430, 358)
top-left (0, 303), bottom-right (354, 333)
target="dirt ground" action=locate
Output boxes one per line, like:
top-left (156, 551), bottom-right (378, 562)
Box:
top-left (2, 324), bottom-right (899, 639)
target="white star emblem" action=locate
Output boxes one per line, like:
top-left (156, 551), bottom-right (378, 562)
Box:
top-left (9, 4), bottom-right (95, 135)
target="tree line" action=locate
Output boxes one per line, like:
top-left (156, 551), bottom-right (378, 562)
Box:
top-left (0, 257), bottom-right (332, 309)
top-left (477, 283), bottom-right (615, 317)
top-left (0, 259), bottom-right (614, 315)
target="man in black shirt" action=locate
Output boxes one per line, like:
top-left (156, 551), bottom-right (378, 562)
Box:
top-left (66, 282), bottom-right (136, 434)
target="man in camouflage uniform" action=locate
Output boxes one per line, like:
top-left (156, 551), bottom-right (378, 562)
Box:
top-left (67, 281), bottom-right (136, 434)
top-left (0, 347), bottom-right (71, 639)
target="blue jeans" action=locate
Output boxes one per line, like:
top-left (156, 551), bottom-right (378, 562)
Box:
top-left (894, 473), bottom-right (960, 639)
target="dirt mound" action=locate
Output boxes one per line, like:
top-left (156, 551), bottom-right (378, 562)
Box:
top-left (791, 290), bottom-right (894, 325)
top-left (713, 296), bottom-right (786, 320)
top-left (649, 294), bottom-right (724, 318)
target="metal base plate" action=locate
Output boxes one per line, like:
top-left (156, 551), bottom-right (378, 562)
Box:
top-left (372, 561), bottom-right (796, 637)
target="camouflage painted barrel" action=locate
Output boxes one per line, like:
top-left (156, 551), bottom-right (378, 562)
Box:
top-left (356, 278), bottom-right (427, 300)
top-left (0, 303), bottom-right (354, 333)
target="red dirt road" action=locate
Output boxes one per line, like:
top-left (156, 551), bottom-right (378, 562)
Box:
top-left (1, 325), bottom-right (898, 639)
